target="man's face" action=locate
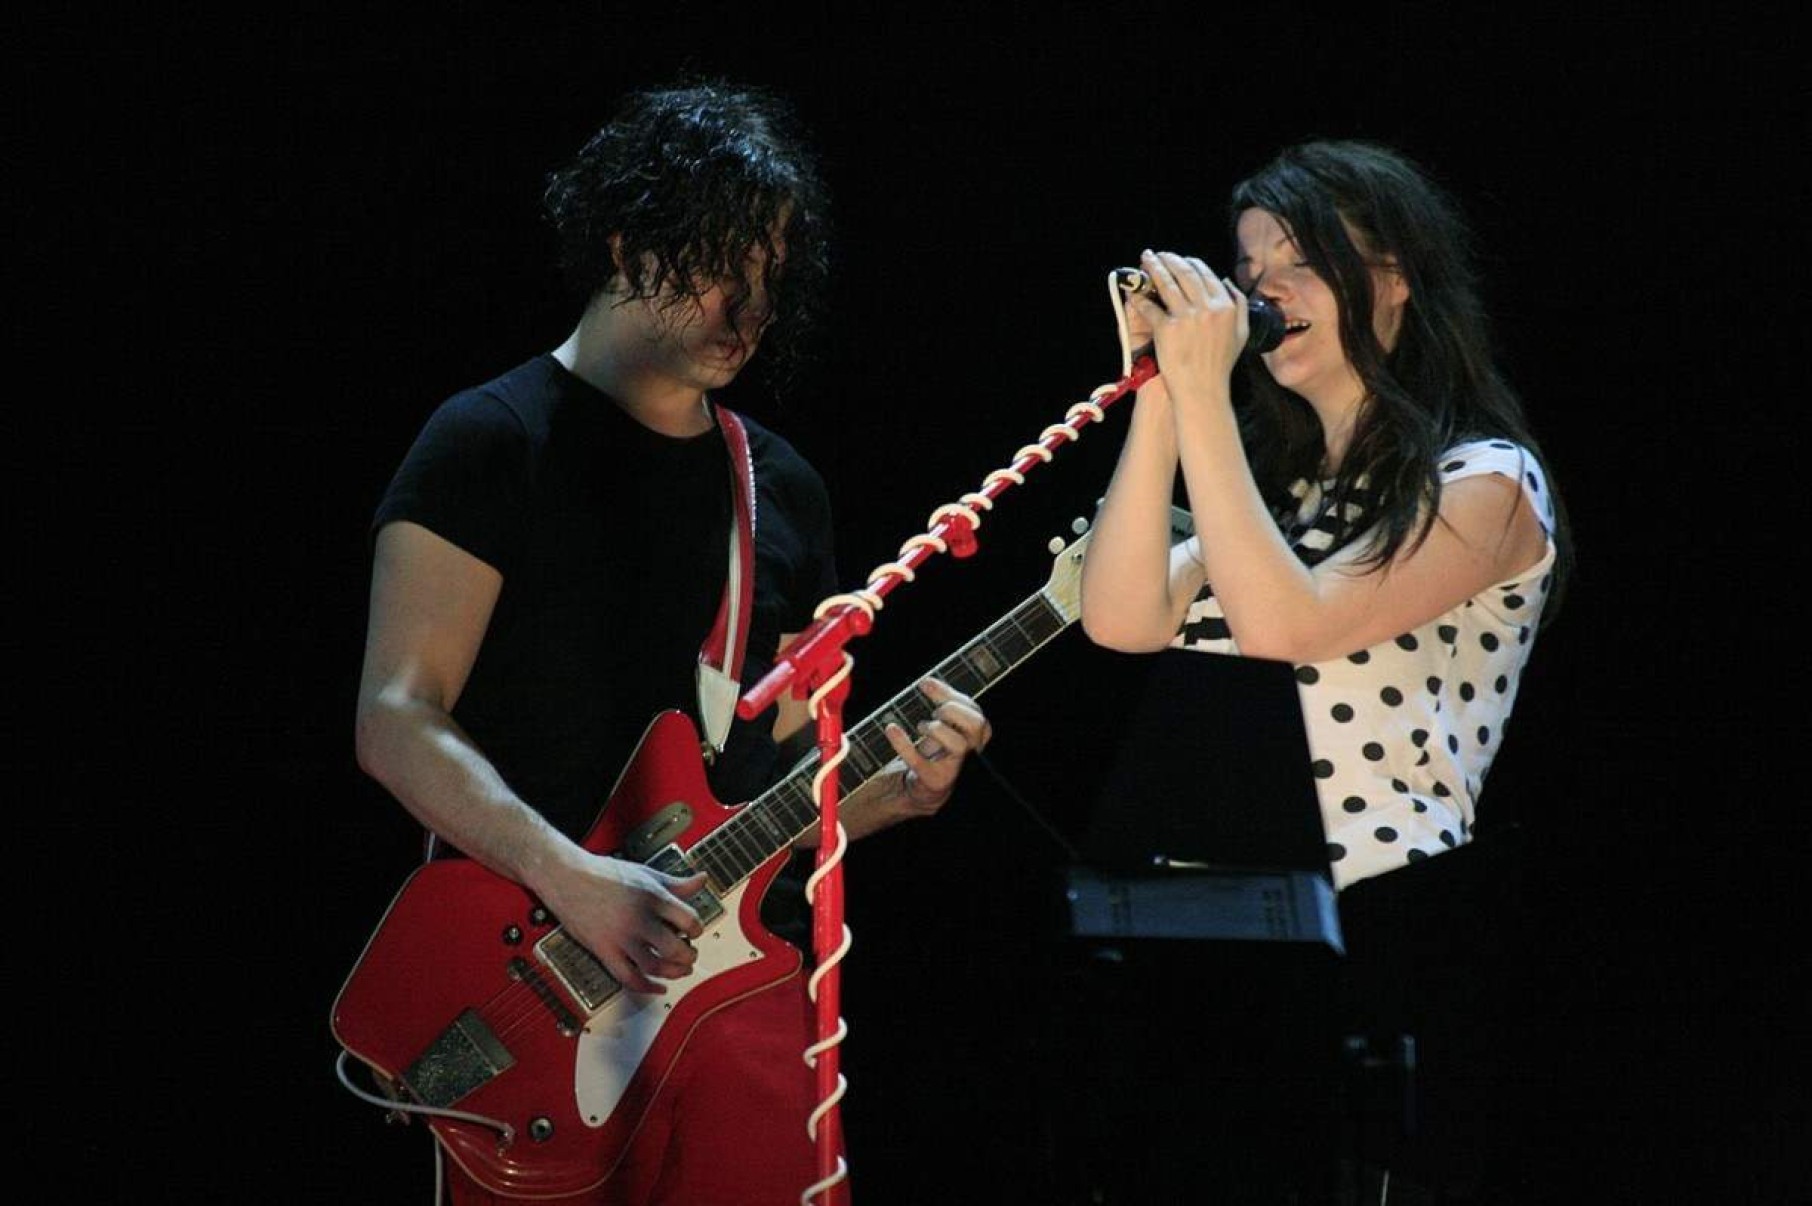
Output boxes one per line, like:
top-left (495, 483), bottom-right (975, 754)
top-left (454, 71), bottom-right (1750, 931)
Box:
top-left (617, 242), bottom-right (778, 391)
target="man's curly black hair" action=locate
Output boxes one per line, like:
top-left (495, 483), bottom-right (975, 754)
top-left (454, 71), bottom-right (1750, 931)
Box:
top-left (542, 79), bottom-right (832, 393)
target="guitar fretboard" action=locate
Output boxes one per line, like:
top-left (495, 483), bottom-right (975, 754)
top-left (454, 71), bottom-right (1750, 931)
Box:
top-left (685, 587), bottom-right (1072, 890)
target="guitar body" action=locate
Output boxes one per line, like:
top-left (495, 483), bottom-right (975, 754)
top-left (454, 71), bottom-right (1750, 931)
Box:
top-left (331, 711), bottom-right (801, 1198)
top-left (332, 516), bottom-right (1127, 1197)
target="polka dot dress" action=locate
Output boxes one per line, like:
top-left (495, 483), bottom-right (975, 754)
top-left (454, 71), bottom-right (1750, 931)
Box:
top-left (1171, 439), bottom-right (1558, 890)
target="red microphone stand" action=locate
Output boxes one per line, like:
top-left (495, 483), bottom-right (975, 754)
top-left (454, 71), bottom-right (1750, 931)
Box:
top-left (736, 352), bottom-right (1159, 1205)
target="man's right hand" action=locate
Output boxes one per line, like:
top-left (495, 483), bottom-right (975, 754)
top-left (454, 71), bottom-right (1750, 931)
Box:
top-left (538, 855), bottom-right (708, 995)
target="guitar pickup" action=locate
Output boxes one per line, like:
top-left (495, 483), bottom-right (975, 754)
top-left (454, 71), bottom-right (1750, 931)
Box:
top-left (534, 847), bottom-right (723, 1012)
top-left (646, 845), bottom-right (724, 927)
top-left (402, 1008), bottom-right (514, 1109)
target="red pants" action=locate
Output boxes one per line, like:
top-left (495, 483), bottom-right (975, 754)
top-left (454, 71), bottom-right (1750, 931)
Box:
top-left (446, 976), bottom-right (828, 1205)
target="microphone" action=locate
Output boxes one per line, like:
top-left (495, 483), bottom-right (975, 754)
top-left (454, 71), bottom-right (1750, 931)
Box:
top-left (1114, 267), bottom-right (1286, 355)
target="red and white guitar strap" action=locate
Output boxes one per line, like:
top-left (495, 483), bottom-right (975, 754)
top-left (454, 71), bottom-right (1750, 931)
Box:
top-left (696, 404), bottom-right (757, 762)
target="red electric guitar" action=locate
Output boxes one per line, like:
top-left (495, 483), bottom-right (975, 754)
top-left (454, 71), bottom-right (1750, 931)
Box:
top-left (331, 519), bottom-right (1122, 1198)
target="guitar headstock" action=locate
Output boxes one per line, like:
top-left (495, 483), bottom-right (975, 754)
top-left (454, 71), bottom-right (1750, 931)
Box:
top-left (1038, 506), bottom-right (1193, 624)
top-left (1039, 517), bottom-right (1093, 624)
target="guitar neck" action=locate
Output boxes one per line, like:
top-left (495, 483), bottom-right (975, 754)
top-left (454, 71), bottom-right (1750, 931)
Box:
top-left (683, 586), bottom-right (1075, 891)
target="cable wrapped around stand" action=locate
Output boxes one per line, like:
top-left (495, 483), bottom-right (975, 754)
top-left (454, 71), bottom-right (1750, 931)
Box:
top-left (750, 271), bottom-right (1161, 1205)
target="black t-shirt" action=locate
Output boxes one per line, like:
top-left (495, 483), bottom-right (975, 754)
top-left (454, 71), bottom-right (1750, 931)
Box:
top-left (373, 354), bottom-right (838, 842)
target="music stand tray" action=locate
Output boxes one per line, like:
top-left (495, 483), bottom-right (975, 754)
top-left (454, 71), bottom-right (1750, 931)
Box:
top-left (1065, 865), bottom-right (1344, 955)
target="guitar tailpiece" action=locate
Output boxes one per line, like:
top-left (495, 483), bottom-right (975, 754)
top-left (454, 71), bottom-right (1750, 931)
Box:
top-left (332, 1050), bottom-right (516, 1143)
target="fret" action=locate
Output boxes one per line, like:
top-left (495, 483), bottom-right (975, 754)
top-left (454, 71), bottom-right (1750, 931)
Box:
top-left (727, 837), bottom-right (762, 883)
top-left (965, 645), bottom-right (1004, 686)
top-left (951, 646), bottom-right (1001, 691)
top-left (692, 838), bottom-right (736, 887)
top-left (772, 742), bottom-right (872, 802)
top-left (837, 735), bottom-right (886, 784)
top-left (742, 812), bottom-right (778, 867)
top-left (1000, 611), bottom-right (1043, 658)
top-left (772, 781), bottom-right (818, 834)
top-left (1008, 618), bottom-right (1059, 657)
top-left (880, 701), bottom-right (922, 733)
top-left (721, 847), bottom-right (753, 886)
top-left (839, 725), bottom-right (899, 794)
top-left (831, 759), bottom-right (863, 799)
top-left (719, 818), bottom-right (762, 879)
top-left (718, 812), bottom-right (761, 873)
top-left (746, 801), bottom-right (793, 851)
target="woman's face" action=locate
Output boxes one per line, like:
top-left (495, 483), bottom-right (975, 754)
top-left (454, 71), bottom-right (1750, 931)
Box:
top-left (1234, 207), bottom-right (1408, 411)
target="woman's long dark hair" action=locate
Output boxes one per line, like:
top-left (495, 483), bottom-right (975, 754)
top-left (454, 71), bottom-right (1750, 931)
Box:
top-left (542, 79), bottom-right (832, 393)
top-left (1230, 140), bottom-right (1571, 616)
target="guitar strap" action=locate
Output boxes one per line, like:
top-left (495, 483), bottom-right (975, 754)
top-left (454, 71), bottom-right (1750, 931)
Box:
top-left (696, 403), bottom-right (757, 762)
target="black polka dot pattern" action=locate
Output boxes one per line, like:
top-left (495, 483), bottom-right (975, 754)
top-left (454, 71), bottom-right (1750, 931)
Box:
top-left (1166, 439), bottom-right (1555, 891)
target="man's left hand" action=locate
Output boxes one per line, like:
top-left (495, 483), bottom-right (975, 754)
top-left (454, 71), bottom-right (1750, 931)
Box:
top-left (882, 677), bottom-right (991, 818)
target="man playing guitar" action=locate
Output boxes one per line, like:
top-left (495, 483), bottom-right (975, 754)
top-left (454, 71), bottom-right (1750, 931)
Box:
top-left (349, 79), bottom-right (990, 1204)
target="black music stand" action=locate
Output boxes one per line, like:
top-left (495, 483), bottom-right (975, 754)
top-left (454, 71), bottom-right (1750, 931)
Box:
top-left (1067, 646), bottom-right (1341, 952)
top-left (1052, 648), bottom-right (1349, 1204)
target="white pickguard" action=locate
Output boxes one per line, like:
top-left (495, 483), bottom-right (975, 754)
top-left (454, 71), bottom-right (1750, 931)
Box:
top-left (571, 880), bottom-right (762, 1125)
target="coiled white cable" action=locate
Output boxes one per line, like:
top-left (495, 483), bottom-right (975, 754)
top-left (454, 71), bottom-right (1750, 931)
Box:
top-left (798, 650), bottom-right (856, 1204)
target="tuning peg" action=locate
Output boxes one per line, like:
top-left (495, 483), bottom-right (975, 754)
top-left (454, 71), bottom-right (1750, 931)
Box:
top-left (1071, 516), bottom-right (1090, 535)
top-left (1047, 536), bottom-right (1065, 554)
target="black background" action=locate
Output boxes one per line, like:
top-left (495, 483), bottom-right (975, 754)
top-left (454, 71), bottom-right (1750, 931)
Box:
top-left (31, 4), bottom-right (1804, 1202)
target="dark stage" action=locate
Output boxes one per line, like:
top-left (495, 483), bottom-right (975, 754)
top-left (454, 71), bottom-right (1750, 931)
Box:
top-left (35, 6), bottom-right (1803, 1203)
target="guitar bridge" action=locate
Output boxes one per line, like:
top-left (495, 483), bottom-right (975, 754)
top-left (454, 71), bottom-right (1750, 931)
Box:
top-left (402, 1008), bottom-right (515, 1109)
